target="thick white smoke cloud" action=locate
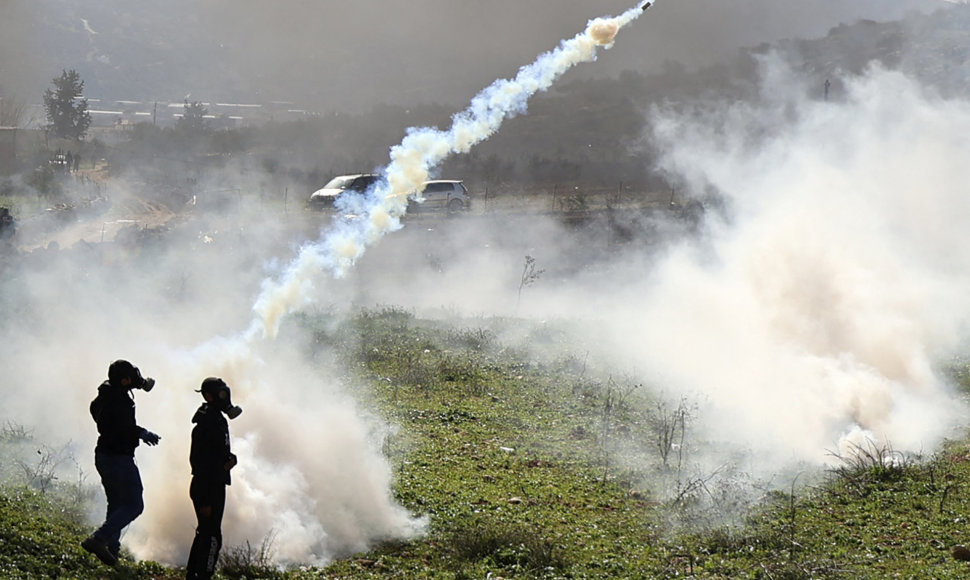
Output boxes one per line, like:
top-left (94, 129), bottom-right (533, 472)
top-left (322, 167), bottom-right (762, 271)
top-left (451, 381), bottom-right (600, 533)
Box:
top-left (607, 55), bottom-right (970, 468)
top-left (0, 185), bottom-right (426, 566)
top-left (357, 58), bottom-right (970, 495)
top-left (120, 338), bottom-right (425, 564)
top-left (334, 53), bottom-right (970, 483)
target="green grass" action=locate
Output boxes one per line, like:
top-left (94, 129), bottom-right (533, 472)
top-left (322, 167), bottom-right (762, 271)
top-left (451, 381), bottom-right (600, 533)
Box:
top-left (0, 487), bottom-right (174, 580)
top-left (5, 307), bottom-right (970, 579)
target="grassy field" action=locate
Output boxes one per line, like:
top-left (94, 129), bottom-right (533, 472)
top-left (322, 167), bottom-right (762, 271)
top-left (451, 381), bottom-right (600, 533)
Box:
top-left (3, 307), bottom-right (970, 579)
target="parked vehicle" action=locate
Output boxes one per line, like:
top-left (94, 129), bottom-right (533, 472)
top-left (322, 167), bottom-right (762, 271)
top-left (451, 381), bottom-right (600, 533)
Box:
top-left (306, 173), bottom-right (380, 210)
top-left (407, 180), bottom-right (470, 213)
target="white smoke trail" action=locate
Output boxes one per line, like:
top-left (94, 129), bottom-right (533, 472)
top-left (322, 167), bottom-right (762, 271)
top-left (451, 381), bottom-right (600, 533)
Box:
top-left (112, 2), bottom-right (657, 566)
top-left (253, 3), bottom-right (653, 339)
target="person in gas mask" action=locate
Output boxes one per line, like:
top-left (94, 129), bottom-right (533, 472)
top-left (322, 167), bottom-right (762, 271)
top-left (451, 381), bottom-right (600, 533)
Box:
top-left (82, 359), bottom-right (161, 566)
top-left (185, 377), bottom-right (241, 580)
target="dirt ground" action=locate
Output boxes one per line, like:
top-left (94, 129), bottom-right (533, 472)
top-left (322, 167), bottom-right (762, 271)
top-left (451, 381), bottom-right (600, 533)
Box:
top-left (10, 165), bottom-right (187, 253)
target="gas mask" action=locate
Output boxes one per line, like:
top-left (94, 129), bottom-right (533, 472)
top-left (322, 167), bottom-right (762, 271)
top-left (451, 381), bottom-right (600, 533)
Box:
top-left (200, 377), bottom-right (242, 419)
top-left (217, 388), bottom-right (243, 420)
top-left (131, 367), bottom-right (155, 392)
top-left (109, 359), bottom-right (155, 391)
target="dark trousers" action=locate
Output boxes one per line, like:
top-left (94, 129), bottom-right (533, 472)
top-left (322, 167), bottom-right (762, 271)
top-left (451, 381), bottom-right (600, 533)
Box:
top-left (185, 478), bottom-right (226, 580)
top-left (94, 451), bottom-right (144, 558)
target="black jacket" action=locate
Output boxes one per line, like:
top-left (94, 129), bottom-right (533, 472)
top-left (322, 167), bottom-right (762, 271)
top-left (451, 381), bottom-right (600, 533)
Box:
top-left (90, 380), bottom-right (143, 456)
top-left (190, 403), bottom-right (234, 486)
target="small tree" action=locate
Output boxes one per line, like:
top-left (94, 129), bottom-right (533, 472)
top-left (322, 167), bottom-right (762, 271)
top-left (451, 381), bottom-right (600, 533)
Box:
top-left (176, 99), bottom-right (210, 133)
top-left (42, 69), bottom-right (91, 140)
top-left (515, 255), bottom-right (545, 313)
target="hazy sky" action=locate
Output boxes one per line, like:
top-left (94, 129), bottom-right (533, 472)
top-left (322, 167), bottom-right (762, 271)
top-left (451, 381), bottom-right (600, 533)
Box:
top-left (0, 0), bottom-right (946, 110)
top-left (199, 0), bottom-right (948, 108)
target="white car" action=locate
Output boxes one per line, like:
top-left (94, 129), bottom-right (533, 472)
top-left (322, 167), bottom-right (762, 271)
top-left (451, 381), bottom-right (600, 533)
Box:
top-left (307, 173), bottom-right (380, 210)
top-left (407, 180), bottom-right (470, 213)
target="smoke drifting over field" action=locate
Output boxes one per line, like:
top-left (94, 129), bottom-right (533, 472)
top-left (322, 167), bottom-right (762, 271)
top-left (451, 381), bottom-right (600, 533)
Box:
top-left (0, 191), bottom-right (426, 564)
top-left (2, 0), bottom-right (970, 571)
top-left (633, 56), bottom-right (970, 465)
top-left (262, 51), bottom-right (970, 507)
top-left (392, 55), bottom-right (970, 478)
top-left (330, 54), bottom-right (970, 484)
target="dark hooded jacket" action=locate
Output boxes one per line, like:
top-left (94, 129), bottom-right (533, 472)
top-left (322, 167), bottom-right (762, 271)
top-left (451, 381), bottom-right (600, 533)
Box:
top-left (190, 403), bottom-right (234, 486)
top-left (90, 380), bottom-right (143, 456)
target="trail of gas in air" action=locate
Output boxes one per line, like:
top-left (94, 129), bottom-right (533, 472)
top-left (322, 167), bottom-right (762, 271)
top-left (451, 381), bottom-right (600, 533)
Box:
top-left (252, 2), bottom-right (655, 339)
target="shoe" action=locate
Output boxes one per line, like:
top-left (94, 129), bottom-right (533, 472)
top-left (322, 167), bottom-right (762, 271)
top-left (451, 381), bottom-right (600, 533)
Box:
top-left (81, 535), bottom-right (118, 566)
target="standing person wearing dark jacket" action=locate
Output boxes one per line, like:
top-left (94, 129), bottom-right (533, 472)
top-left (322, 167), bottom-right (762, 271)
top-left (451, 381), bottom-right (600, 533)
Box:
top-left (186, 377), bottom-right (242, 580)
top-left (81, 359), bottom-right (161, 566)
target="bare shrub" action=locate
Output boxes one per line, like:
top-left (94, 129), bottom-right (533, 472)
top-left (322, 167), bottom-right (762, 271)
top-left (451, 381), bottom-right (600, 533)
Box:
top-left (448, 519), bottom-right (569, 574)
top-left (15, 443), bottom-right (74, 493)
top-left (596, 376), bottom-right (642, 484)
top-left (447, 327), bottom-right (493, 352)
top-left (651, 395), bottom-right (692, 470)
top-left (827, 438), bottom-right (918, 498)
top-left (219, 533), bottom-right (283, 580)
top-left (394, 348), bottom-right (438, 396)
top-left (515, 255), bottom-right (544, 313)
top-left (0, 421), bottom-right (32, 443)
top-left (0, 421), bottom-right (96, 524)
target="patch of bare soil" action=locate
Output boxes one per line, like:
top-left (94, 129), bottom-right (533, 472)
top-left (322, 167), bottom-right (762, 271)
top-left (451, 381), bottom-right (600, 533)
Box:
top-left (16, 169), bottom-right (184, 252)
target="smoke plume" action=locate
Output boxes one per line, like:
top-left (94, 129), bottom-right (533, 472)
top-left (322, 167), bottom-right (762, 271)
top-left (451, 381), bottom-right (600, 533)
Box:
top-left (579, 54), bottom-right (970, 474)
top-left (252, 3), bottom-right (649, 339)
top-left (328, 52), bottom-right (970, 507)
top-left (0, 181), bottom-right (427, 566)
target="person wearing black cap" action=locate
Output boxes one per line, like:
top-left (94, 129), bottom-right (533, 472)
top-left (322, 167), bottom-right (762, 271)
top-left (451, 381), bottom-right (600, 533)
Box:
top-left (81, 359), bottom-right (160, 567)
top-left (185, 377), bottom-right (241, 580)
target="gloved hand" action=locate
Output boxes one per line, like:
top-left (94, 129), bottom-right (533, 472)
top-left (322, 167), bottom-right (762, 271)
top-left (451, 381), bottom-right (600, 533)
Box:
top-left (140, 428), bottom-right (161, 446)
